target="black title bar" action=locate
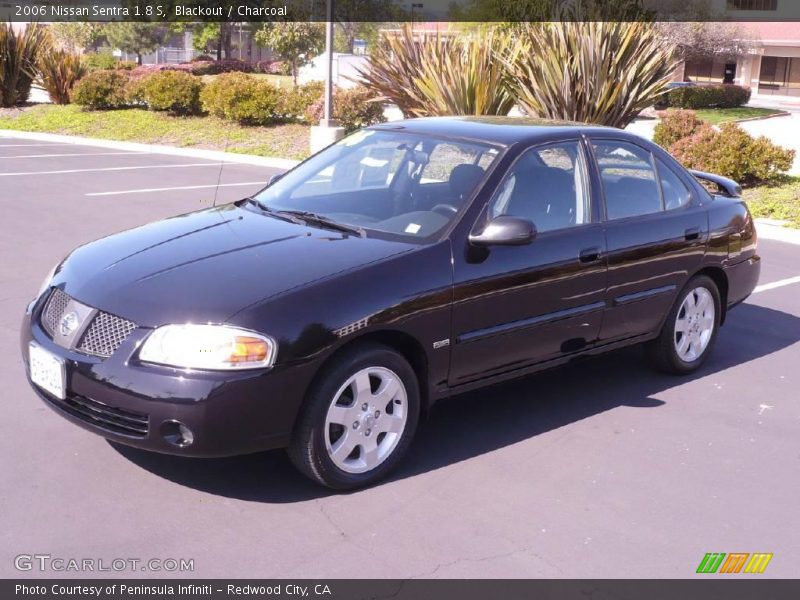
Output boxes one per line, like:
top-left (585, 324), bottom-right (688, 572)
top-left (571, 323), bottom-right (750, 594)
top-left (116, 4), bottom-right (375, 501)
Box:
top-left (2, 0), bottom-right (800, 22)
top-left (5, 580), bottom-right (800, 600)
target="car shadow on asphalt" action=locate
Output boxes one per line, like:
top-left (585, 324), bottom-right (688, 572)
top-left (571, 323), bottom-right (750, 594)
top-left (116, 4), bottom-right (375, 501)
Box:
top-left (110, 302), bottom-right (800, 502)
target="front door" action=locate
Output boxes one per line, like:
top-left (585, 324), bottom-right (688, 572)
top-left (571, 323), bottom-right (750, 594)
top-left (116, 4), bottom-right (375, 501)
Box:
top-left (449, 139), bottom-right (607, 385)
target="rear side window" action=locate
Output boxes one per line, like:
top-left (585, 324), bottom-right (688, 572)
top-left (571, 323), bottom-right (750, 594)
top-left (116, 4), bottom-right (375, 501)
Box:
top-left (592, 140), bottom-right (661, 220)
top-left (656, 158), bottom-right (692, 210)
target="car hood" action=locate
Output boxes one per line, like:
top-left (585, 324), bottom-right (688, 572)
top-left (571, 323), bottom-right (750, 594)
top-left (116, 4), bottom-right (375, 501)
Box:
top-left (56, 202), bottom-right (413, 327)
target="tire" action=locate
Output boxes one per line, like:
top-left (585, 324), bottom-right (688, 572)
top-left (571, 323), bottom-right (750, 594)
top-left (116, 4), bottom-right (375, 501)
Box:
top-left (287, 343), bottom-right (421, 490)
top-left (647, 275), bottom-right (721, 375)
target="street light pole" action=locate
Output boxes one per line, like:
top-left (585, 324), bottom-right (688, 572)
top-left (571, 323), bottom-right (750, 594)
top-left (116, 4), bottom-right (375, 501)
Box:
top-left (310, 0), bottom-right (345, 153)
top-left (323, 0), bottom-right (334, 124)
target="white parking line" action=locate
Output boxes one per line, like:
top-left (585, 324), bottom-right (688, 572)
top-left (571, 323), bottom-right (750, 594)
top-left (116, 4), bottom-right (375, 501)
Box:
top-left (86, 182), bottom-right (266, 196)
top-left (752, 275), bottom-right (800, 294)
top-left (0, 152), bottom-right (146, 159)
top-left (0, 163), bottom-right (224, 177)
top-left (0, 143), bottom-right (78, 147)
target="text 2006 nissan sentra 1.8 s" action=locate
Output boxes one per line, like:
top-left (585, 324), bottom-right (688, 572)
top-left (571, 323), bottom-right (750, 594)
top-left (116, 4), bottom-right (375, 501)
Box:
top-left (21, 117), bottom-right (760, 490)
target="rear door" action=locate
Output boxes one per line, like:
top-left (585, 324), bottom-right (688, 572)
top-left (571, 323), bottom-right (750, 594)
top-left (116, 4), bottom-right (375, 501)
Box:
top-left (588, 137), bottom-right (708, 342)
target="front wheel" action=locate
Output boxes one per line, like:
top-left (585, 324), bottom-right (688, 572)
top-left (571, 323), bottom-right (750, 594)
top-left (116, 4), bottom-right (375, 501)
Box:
top-left (288, 343), bottom-right (420, 490)
top-left (647, 275), bottom-right (721, 375)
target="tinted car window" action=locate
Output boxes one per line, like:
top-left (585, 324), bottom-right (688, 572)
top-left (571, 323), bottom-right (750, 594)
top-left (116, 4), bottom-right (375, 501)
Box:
top-left (255, 130), bottom-right (499, 240)
top-left (490, 141), bottom-right (590, 233)
top-left (593, 140), bottom-right (661, 220)
top-left (290, 139), bottom-right (406, 198)
top-left (420, 143), bottom-right (485, 183)
top-left (656, 158), bottom-right (692, 210)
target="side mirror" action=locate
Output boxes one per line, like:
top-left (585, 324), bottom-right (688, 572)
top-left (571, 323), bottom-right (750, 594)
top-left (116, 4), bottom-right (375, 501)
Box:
top-left (268, 173), bottom-right (284, 186)
top-left (468, 215), bottom-right (536, 247)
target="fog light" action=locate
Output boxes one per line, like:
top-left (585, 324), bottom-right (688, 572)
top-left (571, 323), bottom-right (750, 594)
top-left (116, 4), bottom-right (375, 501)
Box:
top-left (160, 420), bottom-right (194, 447)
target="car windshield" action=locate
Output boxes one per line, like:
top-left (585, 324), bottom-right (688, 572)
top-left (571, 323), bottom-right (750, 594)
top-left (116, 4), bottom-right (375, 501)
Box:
top-left (252, 130), bottom-right (501, 241)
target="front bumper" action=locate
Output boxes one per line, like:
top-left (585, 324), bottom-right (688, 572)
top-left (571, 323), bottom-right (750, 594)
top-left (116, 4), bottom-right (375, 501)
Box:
top-left (20, 298), bottom-right (314, 457)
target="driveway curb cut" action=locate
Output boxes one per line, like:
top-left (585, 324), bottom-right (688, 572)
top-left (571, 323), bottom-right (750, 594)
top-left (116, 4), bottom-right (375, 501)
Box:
top-left (0, 129), bottom-right (301, 170)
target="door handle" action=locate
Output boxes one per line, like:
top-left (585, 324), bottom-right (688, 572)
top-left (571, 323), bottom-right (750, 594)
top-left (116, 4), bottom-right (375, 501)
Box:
top-left (685, 227), bottom-right (701, 241)
top-left (579, 247), bottom-right (602, 263)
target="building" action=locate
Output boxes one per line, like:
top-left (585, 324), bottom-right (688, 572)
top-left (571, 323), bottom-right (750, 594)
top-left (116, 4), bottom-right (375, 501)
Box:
top-left (680, 22), bottom-right (800, 100)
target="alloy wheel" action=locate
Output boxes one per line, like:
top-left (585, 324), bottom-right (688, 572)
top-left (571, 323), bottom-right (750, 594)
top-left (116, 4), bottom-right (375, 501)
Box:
top-left (674, 286), bottom-right (715, 363)
top-left (324, 366), bottom-right (408, 474)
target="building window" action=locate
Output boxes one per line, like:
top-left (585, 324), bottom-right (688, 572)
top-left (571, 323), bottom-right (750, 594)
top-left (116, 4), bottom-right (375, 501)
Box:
top-left (684, 58), bottom-right (727, 84)
top-left (727, 0), bottom-right (778, 10)
top-left (759, 56), bottom-right (800, 97)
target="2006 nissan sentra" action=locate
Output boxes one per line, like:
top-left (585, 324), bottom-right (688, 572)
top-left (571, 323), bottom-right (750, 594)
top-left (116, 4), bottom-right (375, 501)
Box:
top-left (21, 117), bottom-right (760, 490)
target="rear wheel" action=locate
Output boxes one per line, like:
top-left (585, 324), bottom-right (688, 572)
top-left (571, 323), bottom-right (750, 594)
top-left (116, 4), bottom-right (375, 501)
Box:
top-left (288, 343), bottom-right (420, 490)
top-left (647, 275), bottom-right (721, 374)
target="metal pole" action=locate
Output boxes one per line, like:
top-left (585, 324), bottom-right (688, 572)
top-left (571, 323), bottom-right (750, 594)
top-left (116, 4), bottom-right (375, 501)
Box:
top-left (323, 0), bottom-right (334, 124)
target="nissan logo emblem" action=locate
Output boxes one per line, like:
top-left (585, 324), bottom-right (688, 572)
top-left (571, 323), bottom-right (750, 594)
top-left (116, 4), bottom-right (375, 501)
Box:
top-left (59, 311), bottom-right (80, 337)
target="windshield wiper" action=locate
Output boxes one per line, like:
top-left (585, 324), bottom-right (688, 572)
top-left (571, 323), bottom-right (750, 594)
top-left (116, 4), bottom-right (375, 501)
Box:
top-left (277, 210), bottom-right (366, 238)
top-left (245, 198), bottom-right (305, 224)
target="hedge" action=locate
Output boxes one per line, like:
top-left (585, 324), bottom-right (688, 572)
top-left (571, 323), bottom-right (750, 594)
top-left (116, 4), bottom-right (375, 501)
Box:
top-left (666, 85), bottom-right (751, 109)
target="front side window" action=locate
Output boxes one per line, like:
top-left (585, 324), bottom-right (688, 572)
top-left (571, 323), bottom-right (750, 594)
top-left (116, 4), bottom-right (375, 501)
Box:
top-left (254, 130), bottom-right (500, 240)
top-left (489, 140), bottom-right (590, 233)
top-left (592, 140), bottom-right (662, 220)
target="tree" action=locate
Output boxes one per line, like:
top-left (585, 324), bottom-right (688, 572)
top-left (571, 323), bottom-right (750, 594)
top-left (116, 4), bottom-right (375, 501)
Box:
top-left (166, 2), bottom-right (260, 60)
top-left (655, 21), bottom-right (757, 63)
top-left (170, 22), bottom-right (237, 60)
top-left (48, 22), bottom-right (100, 54)
top-left (104, 22), bottom-right (166, 65)
top-left (254, 23), bottom-right (325, 85)
top-left (331, 0), bottom-right (403, 53)
top-left (191, 23), bottom-right (235, 60)
top-left (334, 23), bottom-right (382, 55)
top-left (448, 0), bottom-right (654, 21)
top-left (505, 22), bottom-right (679, 128)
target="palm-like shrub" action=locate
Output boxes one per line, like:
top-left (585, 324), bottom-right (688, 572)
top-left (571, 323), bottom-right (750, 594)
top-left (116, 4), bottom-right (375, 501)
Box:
top-left (0, 23), bottom-right (50, 107)
top-left (356, 25), bottom-right (516, 118)
top-left (37, 49), bottom-right (86, 104)
top-left (506, 22), bottom-right (679, 128)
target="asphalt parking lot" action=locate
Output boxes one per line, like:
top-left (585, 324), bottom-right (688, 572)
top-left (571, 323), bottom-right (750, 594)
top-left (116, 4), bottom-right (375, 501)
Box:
top-left (1, 136), bottom-right (798, 579)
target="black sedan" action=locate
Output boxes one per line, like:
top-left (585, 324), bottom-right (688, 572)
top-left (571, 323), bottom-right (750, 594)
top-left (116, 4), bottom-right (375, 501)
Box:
top-left (21, 117), bottom-right (760, 490)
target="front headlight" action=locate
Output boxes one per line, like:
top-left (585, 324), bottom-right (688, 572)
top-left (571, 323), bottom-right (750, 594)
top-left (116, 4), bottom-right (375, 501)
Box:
top-left (139, 324), bottom-right (277, 370)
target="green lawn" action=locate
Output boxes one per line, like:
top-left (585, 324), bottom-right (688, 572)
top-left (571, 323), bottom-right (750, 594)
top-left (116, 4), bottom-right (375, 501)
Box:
top-left (0, 104), bottom-right (310, 160)
top-left (743, 176), bottom-right (800, 228)
top-left (682, 107), bottom-right (785, 125)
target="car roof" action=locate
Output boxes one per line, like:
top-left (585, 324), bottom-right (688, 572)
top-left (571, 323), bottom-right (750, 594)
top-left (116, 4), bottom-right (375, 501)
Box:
top-left (368, 116), bottom-right (624, 147)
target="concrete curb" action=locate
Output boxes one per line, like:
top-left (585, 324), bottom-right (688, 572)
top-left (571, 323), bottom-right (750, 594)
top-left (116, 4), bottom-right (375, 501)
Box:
top-left (733, 110), bottom-right (791, 124)
top-left (755, 219), bottom-right (800, 245)
top-left (0, 129), bottom-right (302, 170)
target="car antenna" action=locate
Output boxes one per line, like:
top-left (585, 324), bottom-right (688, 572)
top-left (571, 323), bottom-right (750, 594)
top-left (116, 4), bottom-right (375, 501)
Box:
top-left (212, 138), bottom-right (229, 208)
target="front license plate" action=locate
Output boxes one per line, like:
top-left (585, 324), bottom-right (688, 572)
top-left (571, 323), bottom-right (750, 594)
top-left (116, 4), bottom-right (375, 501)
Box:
top-left (29, 342), bottom-right (66, 400)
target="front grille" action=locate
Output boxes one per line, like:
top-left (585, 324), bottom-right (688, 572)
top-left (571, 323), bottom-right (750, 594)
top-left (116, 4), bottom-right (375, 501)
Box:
top-left (40, 289), bottom-right (137, 358)
top-left (78, 311), bottom-right (137, 358)
top-left (43, 392), bottom-right (149, 438)
top-left (42, 288), bottom-right (70, 337)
